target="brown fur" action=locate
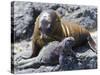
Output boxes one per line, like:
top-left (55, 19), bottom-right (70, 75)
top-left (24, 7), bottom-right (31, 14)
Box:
top-left (32, 10), bottom-right (96, 57)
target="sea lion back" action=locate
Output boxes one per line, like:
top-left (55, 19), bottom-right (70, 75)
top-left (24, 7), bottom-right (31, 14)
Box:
top-left (61, 19), bottom-right (90, 46)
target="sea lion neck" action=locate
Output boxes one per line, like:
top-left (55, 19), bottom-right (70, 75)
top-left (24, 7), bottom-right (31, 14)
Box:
top-left (48, 21), bottom-right (65, 41)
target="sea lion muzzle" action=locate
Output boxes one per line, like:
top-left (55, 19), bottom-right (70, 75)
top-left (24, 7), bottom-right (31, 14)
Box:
top-left (39, 20), bottom-right (52, 39)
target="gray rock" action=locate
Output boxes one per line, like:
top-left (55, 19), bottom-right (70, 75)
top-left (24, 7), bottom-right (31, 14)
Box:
top-left (14, 38), bottom-right (97, 73)
top-left (66, 5), bottom-right (80, 13)
top-left (56, 7), bottom-right (67, 17)
top-left (63, 6), bottom-right (97, 31)
top-left (11, 2), bottom-right (35, 42)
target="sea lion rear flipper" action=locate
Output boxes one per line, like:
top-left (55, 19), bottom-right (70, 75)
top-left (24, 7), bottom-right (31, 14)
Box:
top-left (87, 36), bottom-right (97, 54)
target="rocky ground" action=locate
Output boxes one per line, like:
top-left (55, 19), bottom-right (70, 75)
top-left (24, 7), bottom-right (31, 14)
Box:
top-left (13, 32), bottom-right (97, 74)
top-left (11, 1), bottom-right (97, 74)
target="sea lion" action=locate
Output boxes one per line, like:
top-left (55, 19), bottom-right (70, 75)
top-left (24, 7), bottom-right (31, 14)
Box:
top-left (15, 37), bottom-right (76, 69)
top-left (32, 9), bottom-right (97, 57)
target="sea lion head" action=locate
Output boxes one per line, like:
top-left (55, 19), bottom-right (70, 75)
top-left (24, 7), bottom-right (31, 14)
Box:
top-left (38, 9), bottom-right (61, 39)
top-left (60, 37), bottom-right (75, 48)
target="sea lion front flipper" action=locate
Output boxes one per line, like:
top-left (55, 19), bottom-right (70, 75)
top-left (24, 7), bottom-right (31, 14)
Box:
top-left (87, 36), bottom-right (97, 54)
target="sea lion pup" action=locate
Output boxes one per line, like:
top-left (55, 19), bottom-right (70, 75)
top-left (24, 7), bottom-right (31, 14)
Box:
top-left (32, 9), bottom-right (97, 57)
top-left (15, 37), bottom-right (75, 69)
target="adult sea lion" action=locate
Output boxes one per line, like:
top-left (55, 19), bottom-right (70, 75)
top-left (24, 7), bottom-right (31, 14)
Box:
top-left (32, 9), bottom-right (97, 57)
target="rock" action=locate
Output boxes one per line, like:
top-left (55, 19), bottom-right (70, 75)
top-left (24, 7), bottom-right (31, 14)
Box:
top-left (14, 40), bottom-right (97, 73)
top-left (11, 1), bottom-right (35, 42)
top-left (80, 16), bottom-right (96, 31)
top-left (56, 7), bottom-right (67, 17)
top-left (15, 65), bottom-right (58, 74)
top-left (13, 40), bottom-right (33, 59)
top-left (66, 5), bottom-right (80, 13)
top-left (63, 6), bottom-right (97, 31)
